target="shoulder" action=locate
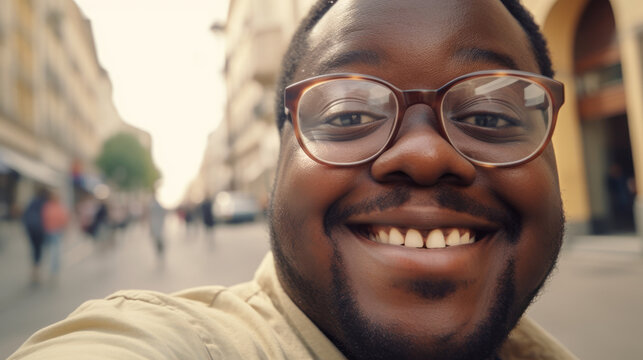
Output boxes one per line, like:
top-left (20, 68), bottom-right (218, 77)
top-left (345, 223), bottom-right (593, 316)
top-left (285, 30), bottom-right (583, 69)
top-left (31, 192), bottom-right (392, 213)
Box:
top-left (8, 287), bottom-right (236, 360)
top-left (9, 283), bottom-right (305, 360)
top-left (499, 317), bottom-right (579, 360)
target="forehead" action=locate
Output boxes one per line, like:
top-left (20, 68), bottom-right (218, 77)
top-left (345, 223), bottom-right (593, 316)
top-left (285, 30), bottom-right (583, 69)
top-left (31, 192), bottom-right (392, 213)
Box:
top-left (302, 0), bottom-right (538, 85)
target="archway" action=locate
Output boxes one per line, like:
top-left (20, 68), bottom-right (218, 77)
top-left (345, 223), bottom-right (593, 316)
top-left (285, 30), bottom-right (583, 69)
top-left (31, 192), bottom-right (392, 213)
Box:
top-left (574, 0), bottom-right (635, 233)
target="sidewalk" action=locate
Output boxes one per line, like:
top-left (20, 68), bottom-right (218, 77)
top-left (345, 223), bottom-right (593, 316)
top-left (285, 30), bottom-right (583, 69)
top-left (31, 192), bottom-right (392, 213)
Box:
top-left (0, 220), bottom-right (94, 307)
top-left (0, 218), bottom-right (271, 359)
top-left (567, 233), bottom-right (642, 255)
top-left (528, 233), bottom-right (643, 360)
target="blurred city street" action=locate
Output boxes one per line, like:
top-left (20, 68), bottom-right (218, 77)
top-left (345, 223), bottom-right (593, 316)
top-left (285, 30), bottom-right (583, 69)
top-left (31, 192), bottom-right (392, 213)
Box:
top-left (0, 218), bottom-right (642, 359)
top-left (0, 215), bottom-right (271, 359)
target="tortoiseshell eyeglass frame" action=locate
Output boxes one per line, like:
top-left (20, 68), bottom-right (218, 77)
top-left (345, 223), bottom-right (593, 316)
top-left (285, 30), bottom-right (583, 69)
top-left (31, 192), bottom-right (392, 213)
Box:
top-left (284, 70), bottom-right (565, 168)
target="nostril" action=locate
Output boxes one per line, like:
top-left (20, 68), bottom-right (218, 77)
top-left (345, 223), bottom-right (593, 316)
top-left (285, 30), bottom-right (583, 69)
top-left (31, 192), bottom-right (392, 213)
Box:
top-left (376, 171), bottom-right (413, 183)
top-left (436, 173), bottom-right (469, 185)
top-left (373, 168), bottom-right (474, 186)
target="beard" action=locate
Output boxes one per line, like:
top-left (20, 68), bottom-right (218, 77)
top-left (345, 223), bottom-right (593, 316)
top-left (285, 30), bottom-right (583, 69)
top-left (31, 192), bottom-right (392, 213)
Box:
top-left (269, 185), bottom-right (564, 360)
top-left (327, 250), bottom-right (516, 360)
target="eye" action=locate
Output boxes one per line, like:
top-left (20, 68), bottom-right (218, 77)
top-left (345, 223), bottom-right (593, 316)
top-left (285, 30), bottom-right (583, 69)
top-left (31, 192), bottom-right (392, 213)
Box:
top-left (458, 114), bottom-right (514, 128)
top-left (327, 113), bottom-right (380, 126)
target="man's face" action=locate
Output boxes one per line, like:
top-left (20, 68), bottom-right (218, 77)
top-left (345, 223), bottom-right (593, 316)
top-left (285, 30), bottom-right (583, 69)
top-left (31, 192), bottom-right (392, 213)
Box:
top-left (270, 1), bottom-right (564, 359)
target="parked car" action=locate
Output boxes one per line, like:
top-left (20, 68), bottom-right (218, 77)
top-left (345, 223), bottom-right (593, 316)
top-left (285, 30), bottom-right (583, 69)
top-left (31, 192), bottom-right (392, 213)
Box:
top-left (214, 191), bottom-right (260, 224)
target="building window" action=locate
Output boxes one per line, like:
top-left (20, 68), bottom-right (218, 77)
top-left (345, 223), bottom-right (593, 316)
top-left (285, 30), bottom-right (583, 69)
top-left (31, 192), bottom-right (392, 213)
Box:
top-left (15, 78), bottom-right (34, 127)
top-left (46, 9), bottom-right (63, 42)
top-left (0, 22), bottom-right (5, 46)
top-left (45, 64), bottom-right (65, 96)
top-left (576, 63), bottom-right (623, 97)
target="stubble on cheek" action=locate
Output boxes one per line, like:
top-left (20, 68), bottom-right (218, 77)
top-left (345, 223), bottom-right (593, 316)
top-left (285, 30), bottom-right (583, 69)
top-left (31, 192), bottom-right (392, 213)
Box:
top-left (269, 131), bottom-right (324, 310)
top-left (269, 190), bottom-right (323, 307)
top-left (269, 128), bottom-right (351, 323)
top-left (495, 160), bottom-right (565, 310)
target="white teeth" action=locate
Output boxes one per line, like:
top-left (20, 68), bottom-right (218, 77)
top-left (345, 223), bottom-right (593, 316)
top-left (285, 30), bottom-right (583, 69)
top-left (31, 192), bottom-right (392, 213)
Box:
top-left (404, 229), bottom-right (424, 248)
top-left (426, 229), bottom-right (446, 248)
top-left (378, 229), bottom-right (390, 244)
top-left (367, 227), bottom-right (477, 248)
top-left (389, 228), bottom-right (404, 245)
top-left (445, 229), bottom-right (460, 246)
top-left (460, 231), bottom-right (472, 244)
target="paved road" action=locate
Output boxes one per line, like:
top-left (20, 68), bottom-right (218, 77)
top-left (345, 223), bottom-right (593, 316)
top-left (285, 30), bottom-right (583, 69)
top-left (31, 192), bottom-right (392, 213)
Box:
top-left (0, 215), bottom-right (271, 358)
top-left (1, 217), bottom-right (642, 359)
top-left (528, 236), bottom-right (643, 360)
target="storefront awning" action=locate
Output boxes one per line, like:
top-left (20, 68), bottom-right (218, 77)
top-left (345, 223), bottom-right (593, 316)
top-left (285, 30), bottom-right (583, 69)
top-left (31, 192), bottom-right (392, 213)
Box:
top-left (0, 147), bottom-right (63, 187)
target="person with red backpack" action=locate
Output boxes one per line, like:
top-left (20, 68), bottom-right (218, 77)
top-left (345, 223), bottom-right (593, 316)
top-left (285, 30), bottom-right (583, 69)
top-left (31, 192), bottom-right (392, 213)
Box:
top-left (42, 190), bottom-right (69, 278)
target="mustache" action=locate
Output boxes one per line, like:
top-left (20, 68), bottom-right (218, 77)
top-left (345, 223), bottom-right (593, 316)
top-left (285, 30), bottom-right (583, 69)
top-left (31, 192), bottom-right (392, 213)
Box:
top-left (324, 185), bottom-right (522, 241)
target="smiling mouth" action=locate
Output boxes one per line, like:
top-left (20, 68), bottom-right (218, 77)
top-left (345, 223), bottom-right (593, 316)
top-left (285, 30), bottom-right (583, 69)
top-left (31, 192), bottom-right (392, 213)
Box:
top-left (351, 225), bottom-right (492, 249)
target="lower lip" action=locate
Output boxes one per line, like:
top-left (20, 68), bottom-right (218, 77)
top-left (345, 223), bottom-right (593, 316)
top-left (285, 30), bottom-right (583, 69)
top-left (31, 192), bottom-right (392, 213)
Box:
top-left (349, 230), bottom-right (497, 278)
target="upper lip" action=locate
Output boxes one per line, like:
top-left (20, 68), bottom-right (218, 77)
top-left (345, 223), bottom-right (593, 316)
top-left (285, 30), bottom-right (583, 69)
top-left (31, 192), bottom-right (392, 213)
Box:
top-left (345, 206), bottom-right (501, 233)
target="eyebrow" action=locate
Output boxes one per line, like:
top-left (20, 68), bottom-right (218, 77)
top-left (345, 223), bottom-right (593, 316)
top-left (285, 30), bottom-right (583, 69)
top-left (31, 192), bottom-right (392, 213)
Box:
top-left (316, 49), bottom-right (382, 74)
top-left (454, 48), bottom-right (519, 70)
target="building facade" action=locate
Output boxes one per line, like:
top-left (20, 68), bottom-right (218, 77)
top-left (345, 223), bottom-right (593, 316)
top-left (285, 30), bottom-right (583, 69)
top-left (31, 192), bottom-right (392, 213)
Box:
top-left (221, 0), bottom-right (314, 200)
top-left (185, 124), bottom-right (232, 207)
top-left (0, 0), bottom-right (131, 218)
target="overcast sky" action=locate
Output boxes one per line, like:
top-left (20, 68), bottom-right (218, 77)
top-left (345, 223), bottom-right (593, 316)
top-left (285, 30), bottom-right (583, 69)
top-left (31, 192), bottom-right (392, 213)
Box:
top-left (74, 0), bottom-right (229, 207)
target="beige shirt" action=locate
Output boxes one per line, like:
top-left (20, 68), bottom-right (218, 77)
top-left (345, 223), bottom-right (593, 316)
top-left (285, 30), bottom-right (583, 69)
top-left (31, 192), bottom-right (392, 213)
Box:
top-left (9, 253), bottom-right (577, 360)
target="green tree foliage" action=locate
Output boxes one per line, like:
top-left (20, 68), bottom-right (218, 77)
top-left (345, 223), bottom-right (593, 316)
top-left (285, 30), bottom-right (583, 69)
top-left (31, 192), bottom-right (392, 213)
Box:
top-left (95, 132), bottom-right (160, 190)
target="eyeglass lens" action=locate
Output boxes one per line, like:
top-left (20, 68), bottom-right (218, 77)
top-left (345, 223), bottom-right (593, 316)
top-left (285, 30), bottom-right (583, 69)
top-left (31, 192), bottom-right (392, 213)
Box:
top-left (296, 76), bottom-right (552, 165)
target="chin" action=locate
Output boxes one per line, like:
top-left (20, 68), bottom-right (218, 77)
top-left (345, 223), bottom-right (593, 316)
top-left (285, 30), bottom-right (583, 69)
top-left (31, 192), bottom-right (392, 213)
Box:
top-left (325, 237), bottom-right (520, 360)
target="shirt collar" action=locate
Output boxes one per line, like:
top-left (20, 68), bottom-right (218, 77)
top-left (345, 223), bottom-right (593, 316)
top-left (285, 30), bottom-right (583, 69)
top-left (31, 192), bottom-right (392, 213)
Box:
top-left (254, 252), bottom-right (348, 360)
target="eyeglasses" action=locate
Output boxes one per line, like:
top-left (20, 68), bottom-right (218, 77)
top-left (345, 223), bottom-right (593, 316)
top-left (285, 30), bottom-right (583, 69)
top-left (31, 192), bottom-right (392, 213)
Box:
top-left (284, 70), bottom-right (564, 167)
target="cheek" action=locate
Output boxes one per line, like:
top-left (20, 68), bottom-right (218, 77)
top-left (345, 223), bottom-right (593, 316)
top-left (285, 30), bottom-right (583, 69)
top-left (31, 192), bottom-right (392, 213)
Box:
top-left (274, 131), bottom-right (358, 223)
top-left (489, 154), bottom-right (563, 299)
top-left (272, 128), bottom-right (362, 279)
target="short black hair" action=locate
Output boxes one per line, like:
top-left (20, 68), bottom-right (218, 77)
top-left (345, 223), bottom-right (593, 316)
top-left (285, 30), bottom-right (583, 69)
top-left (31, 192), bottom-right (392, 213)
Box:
top-left (274, 0), bottom-right (554, 131)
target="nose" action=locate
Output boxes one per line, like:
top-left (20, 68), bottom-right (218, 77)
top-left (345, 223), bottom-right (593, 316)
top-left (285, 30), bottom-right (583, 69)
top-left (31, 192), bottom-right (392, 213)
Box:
top-left (370, 104), bottom-right (476, 186)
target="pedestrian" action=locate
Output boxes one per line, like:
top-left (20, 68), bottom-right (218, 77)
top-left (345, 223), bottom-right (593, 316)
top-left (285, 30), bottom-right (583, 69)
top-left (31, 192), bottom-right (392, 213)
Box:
top-left (606, 163), bottom-right (636, 231)
top-left (9, 1), bottom-right (576, 359)
top-left (76, 194), bottom-right (96, 236)
top-left (41, 190), bottom-right (69, 277)
top-left (200, 196), bottom-right (215, 242)
top-left (88, 200), bottom-right (109, 242)
top-left (148, 195), bottom-right (166, 256)
top-left (20, 188), bottom-right (47, 284)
